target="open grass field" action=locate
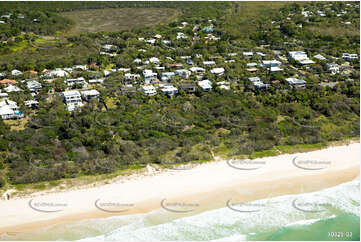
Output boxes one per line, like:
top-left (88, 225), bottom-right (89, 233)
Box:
top-left (224, 1), bottom-right (290, 40)
top-left (61, 8), bottom-right (180, 35)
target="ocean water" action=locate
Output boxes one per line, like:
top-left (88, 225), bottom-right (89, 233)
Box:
top-left (2, 178), bottom-right (359, 241)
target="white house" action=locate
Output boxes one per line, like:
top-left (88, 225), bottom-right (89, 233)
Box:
top-left (149, 57), bottom-right (160, 65)
top-left (190, 67), bottom-right (205, 74)
top-left (161, 72), bottom-right (175, 82)
top-left (210, 67), bottom-right (225, 75)
top-left (11, 69), bottom-right (22, 76)
top-left (285, 77), bottom-right (306, 88)
top-left (160, 85), bottom-right (178, 96)
top-left (0, 99), bottom-right (24, 120)
top-left (314, 54), bottom-right (327, 61)
top-left (81, 90), bottom-right (100, 101)
top-left (243, 52), bottom-right (253, 58)
top-left (248, 77), bottom-right (269, 89)
top-left (203, 61), bottom-right (216, 66)
top-left (288, 51), bottom-right (315, 65)
top-left (262, 60), bottom-right (283, 72)
top-left (27, 80), bottom-right (42, 92)
top-left (175, 69), bottom-right (191, 79)
top-left (141, 85), bottom-right (157, 96)
top-left (24, 100), bottom-right (39, 108)
top-left (44, 69), bottom-right (68, 78)
top-left (124, 73), bottom-right (141, 81)
top-left (4, 84), bottom-right (22, 93)
top-left (143, 69), bottom-right (157, 84)
top-left (65, 77), bottom-right (87, 87)
top-left (198, 79), bottom-right (212, 92)
top-left (328, 63), bottom-right (340, 75)
top-left (61, 90), bottom-right (83, 111)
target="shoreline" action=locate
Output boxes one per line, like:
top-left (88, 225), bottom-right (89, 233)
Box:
top-left (0, 142), bottom-right (359, 234)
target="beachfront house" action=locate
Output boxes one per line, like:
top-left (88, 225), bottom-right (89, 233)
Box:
top-left (61, 90), bottom-right (83, 111)
top-left (141, 85), bottom-right (157, 96)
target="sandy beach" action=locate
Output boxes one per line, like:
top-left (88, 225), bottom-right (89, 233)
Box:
top-left (0, 143), bottom-right (359, 234)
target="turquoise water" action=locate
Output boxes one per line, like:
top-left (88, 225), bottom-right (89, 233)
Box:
top-left (2, 178), bottom-right (359, 241)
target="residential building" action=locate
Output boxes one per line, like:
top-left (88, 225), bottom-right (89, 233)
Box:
top-left (0, 99), bottom-right (24, 120)
top-left (61, 90), bottom-right (83, 111)
top-left (285, 77), bottom-right (306, 88)
top-left (141, 85), bottom-right (157, 96)
top-left (81, 90), bottom-right (100, 101)
top-left (198, 79), bottom-right (212, 91)
top-left (27, 80), bottom-right (42, 92)
top-left (143, 69), bottom-right (157, 84)
top-left (160, 85), bottom-right (178, 97)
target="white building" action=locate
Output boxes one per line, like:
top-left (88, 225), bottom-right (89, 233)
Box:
top-left (27, 80), bottom-right (42, 92)
top-left (65, 77), bottom-right (87, 87)
top-left (288, 51), bottom-right (315, 65)
top-left (161, 72), bottom-right (175, 82)
top-left (149, 57), bottom-right (160, 65)
top-left (285, 77), bottom-right (306, 88)
top-left (81, 90), bottom-right (100, 101)
top-left (11, 69), bottom-right (22, 76)
top-left (143, 69), bottom-right (157, 84)
top-left (175, 69), bottom-right (191, 79)
top-left (160, 85), bottom-right (178, 96)
top-left (0, 99), bottom-right (24, 120)
top-left (210, 67), bottom-right (225, 75)
top-left (61, 90), bottom-right (83, 111)
top-left (342, 53), bottom-right (358, 61)
top-left (141, 85), bottom-right (157, 96)
top-left (198, 79), bottom-right (212, 91)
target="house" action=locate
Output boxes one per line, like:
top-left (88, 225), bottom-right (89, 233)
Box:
top-left (65, 77), bottom-right (87, 87)
top-left (61, 90), bottom-right (83, 111)
top-left (262, 60), bottom-right (283, 72)
top-left (44, 69), bottom-right (68, 78)
top-left (0, 99), bottom-right (24, 120)
top-left (217, 81), bottom-right (230, 90)
top-left (243, 52), bottom-right (253, 58)
top-left (285, 77), bottom-right (306, 88)
top-left (328, 63), bottom-right (340, 75)
top-left (143, 69), bottom-right (157, 84)
top-left (149, 57), bottom-right (160, 65)
top-left (27, 80), bottom-right (42, 92)
top-left (190, 67), bottom-right (205, 75)
top-left (88, 79), bottom-right (104, 84)
top-left (81, 90), bottom-right (100, 101)
top-left (179, 83), bottom-right (197, 93)
top-left (342, 53), bottom-right (358, 61)
top-left (175, 69), bottom-right (191, 79)
top-left (210, 67), bottom-right (225, 76)
top-left (146, 39), bottom-right (156, 44)
top-left (203, 61), bottom-right (216, 66)
top-left (160, 85), bottom-right (178, 97)
top-left (248, 77), bottom-right (269, 89)
top-left (177, 32), bottom-right (188, 39)
top-left (288, 51), bottom-right (315, 65)
top-left (141, 85), bottom-right (157, 96)
top-left (11, 69), bottom-right (22, 76)
top-left (102, 44), bottom-right (116, 52)
top-left (168, 63), bottom-right (183, 69)
top-left (314, 54), bottom-right (327, 61)
top-left (24, 100), bottom-right (39, 108)
top-left (161, 72), bottom-right (175, 82)
top-left (198, 79), bottom-right (212, 91)
top-left (4, 84), bottom-right (22, 93)
top-left (124, 73), bottom-right (141, 82)
top-left (0, 79), bottom-right (17, 86)
top-left (186, 59), bottom-right (194, 65)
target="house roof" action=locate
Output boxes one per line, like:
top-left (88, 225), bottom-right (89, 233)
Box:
top-left (0, 79), bottom-right (17, 85)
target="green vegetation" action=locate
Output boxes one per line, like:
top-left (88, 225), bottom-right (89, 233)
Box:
top-left (0, 1), bottom-right (359, 188)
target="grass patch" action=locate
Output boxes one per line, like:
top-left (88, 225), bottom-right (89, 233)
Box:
top-left (61, 8), bottom-right (180, 35)
top-left (276, 142), bottom-right (326, 154)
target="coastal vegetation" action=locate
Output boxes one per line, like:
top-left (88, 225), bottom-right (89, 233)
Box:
top-left (0, 1), bottom-right (359, 188)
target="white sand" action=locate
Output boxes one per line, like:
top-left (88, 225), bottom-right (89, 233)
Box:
top-left (0, 143), bottom-right (359, 233)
